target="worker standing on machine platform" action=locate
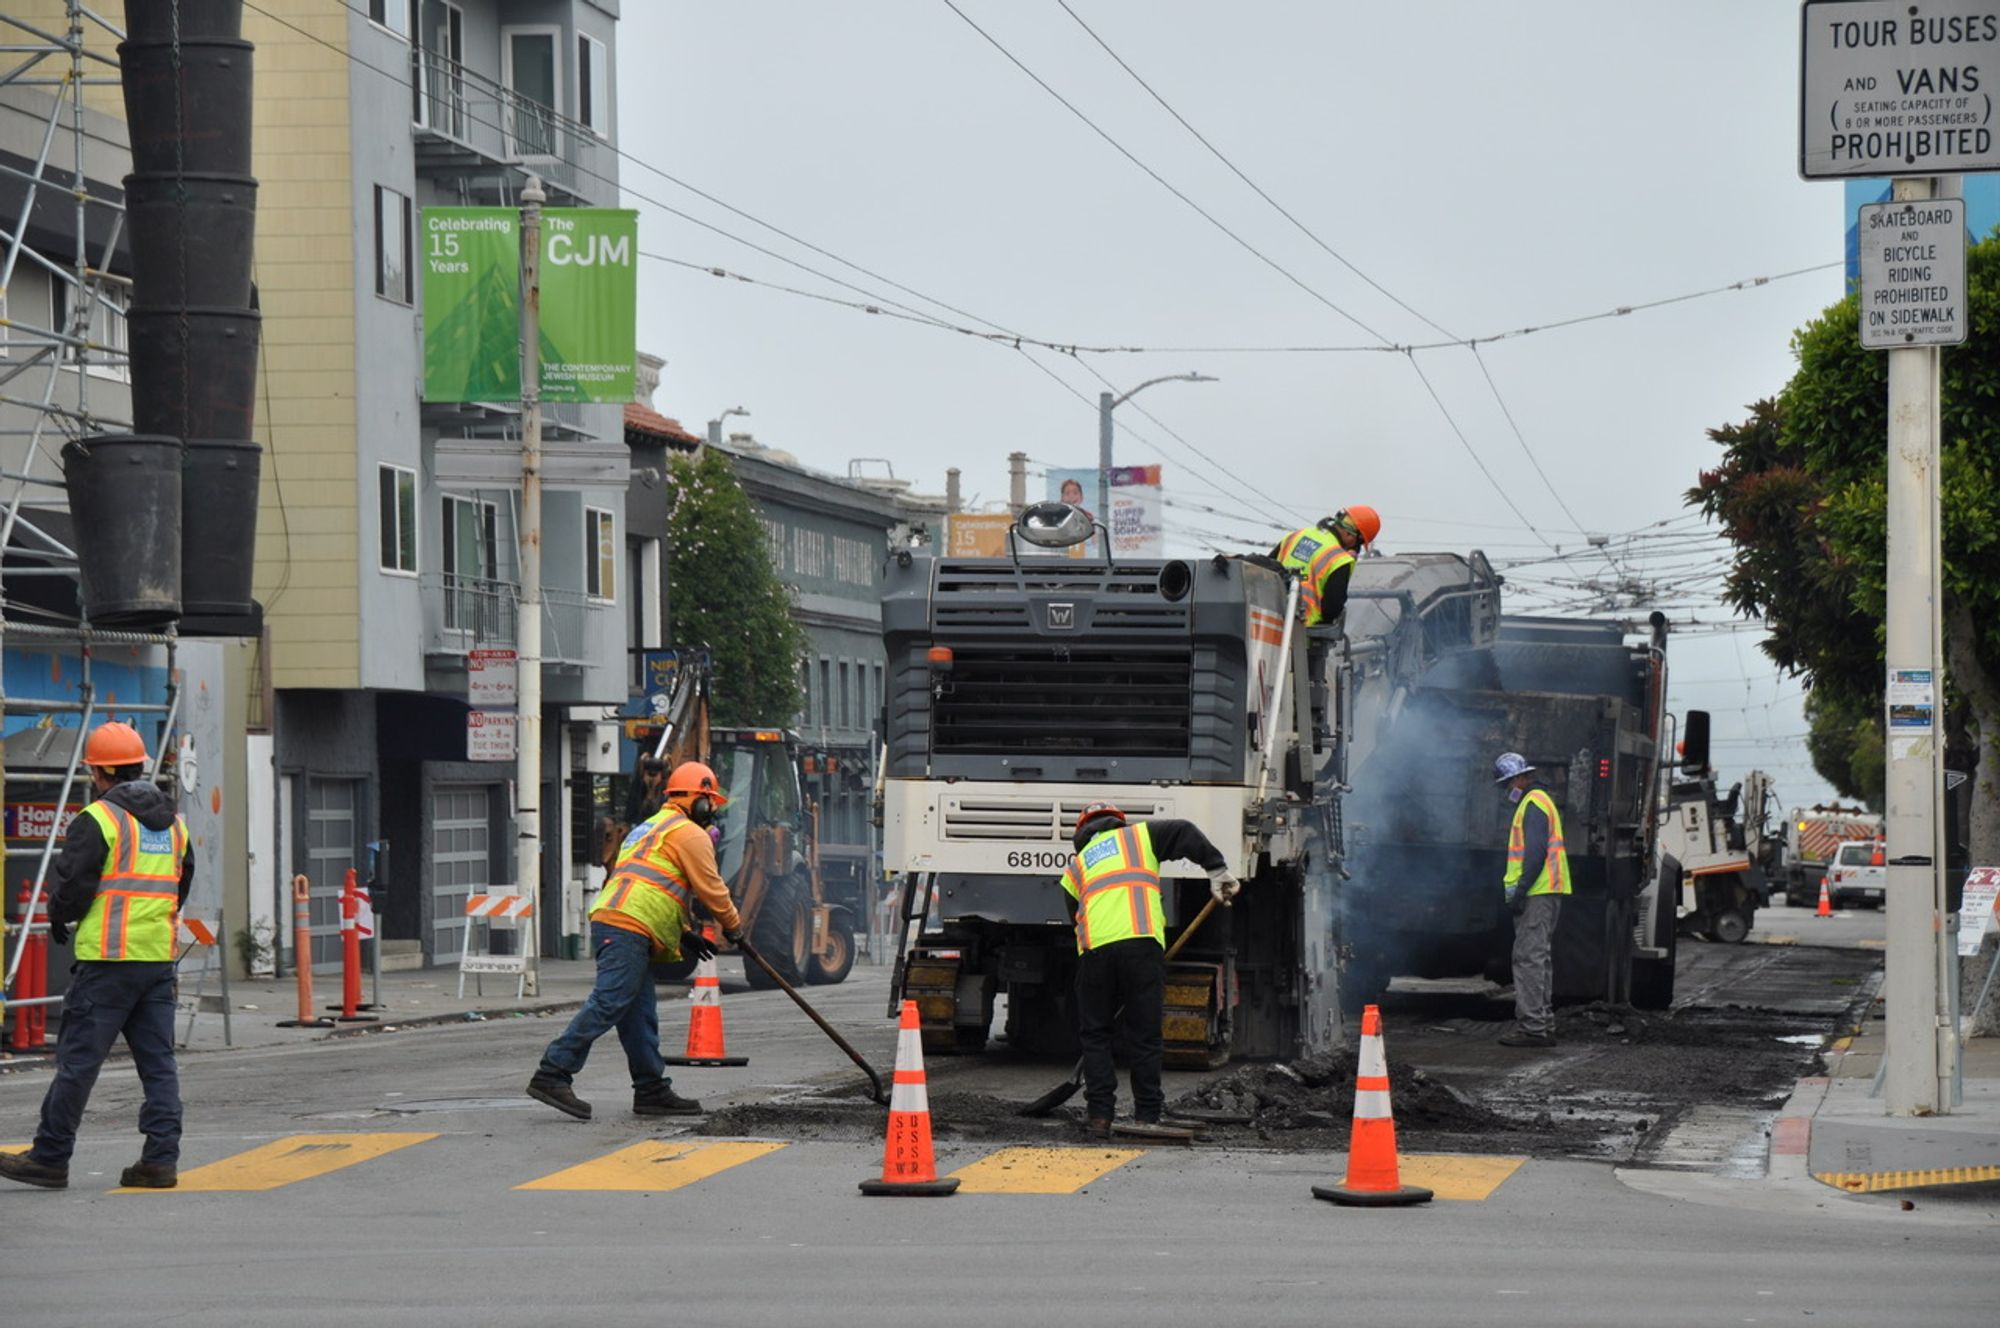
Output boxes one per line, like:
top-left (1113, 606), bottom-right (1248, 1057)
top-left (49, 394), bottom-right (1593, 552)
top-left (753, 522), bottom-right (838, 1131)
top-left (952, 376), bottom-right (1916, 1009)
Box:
top-left (1061, 801), bottom-right (1241, 1137)
top-left (528, 761), bottom-right (744, 1121)
top-left (0, 721), bottom-right (192, 1192)
top-left (1272, 505), bottom-right (1379, 626)
top-left (1494, 751), bottom-right (1570, 1048)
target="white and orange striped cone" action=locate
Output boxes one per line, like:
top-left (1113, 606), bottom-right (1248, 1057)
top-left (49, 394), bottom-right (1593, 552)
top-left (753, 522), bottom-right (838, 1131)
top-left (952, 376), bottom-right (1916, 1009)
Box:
top-left (1312, 1004), bottom-right (1433, 1207)
top-left (1816, 876), bottom-right (1834, 919)
top-left (664, 952), bottom-right (748, 1067)
top-left (859, 999), bottom-right (959, 1197)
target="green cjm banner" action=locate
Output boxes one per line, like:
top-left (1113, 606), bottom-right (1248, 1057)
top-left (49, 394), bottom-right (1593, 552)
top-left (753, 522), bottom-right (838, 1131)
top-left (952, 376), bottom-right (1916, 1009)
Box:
top-left (421, 206), bottom-right (638, 404)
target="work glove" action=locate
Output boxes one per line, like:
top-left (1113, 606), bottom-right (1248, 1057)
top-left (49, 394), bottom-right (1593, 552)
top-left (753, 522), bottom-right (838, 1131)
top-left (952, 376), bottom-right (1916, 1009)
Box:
top-left (1507, 889), bottom-right (1527, 917)
top-left (49, 921), bottom-right (69, 947)
top-left (722, 926), bottom-right (746, 947)
top-left (680, 931), bottom-right (716, 963)
top-left (1207, 868), bottom-right (1242, 906)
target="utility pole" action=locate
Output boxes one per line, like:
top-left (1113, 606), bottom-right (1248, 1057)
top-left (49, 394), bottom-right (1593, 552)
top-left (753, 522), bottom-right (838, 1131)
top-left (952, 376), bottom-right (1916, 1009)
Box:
top-left (1096, 390), bottom-right (1115, 522)
top-left (1881, 173), bottom-right (1950, 1114)
top-left (517, 176), bottom-right (546, 997)
top-left (945, 468), bottom-right (962, 515)
top-left (1008, 451), bottom-right (1027, 514)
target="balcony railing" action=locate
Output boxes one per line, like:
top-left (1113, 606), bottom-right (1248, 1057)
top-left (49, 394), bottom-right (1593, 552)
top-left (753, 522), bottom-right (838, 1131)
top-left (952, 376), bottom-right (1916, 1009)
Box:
top-left (410, 47), bottom-right (610, 201)
top-left (424, 572), bottom-right (519, 649)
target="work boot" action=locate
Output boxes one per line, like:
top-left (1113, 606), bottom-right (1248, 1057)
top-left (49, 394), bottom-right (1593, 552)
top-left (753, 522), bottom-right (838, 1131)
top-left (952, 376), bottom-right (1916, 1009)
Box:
top-left (527, 1075), bottom-right (593, 1120)
top-left (1081, 1117), bottom-right (1112, 1140)
top-left (0, 1151), bottom-right (69, 1189)
top-left (119, 1161), bottom-right (178, 1189)
top-left (1498, 1029), bottom-right (1557, 1048)
top-left (632, 1082), bottom-right (703, 1117)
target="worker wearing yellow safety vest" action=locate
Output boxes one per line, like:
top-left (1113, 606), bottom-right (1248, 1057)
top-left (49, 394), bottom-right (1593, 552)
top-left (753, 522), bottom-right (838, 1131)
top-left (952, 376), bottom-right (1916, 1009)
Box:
top-left (1494, 751), bottom-right (1570, 1049)
top-left (1271, 505), bottom-right (1380, 626)
top-left (1061, 801), bottom-right (1240, 1137)
top-left (528, 761), bottom-right (743, 1122)
top-left (0, 722), bottom-right (192, 1193)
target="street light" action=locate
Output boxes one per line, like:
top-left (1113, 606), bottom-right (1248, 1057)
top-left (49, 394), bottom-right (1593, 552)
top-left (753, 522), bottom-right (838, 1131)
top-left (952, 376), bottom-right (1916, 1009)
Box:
top-left (1097, 372), bottom-right (1217, 519)
top-left (707, 406), bottom-right (750, 449)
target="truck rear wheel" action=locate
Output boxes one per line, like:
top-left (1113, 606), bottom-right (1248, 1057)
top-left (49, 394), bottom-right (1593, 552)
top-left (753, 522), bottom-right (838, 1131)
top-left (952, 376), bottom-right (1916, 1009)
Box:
top-left (745, 871), bottom-right (812, 990)
top-left (807, 908), bottom-right (857, 985)
top-left (1711, 908), bottom-right (1750, 945)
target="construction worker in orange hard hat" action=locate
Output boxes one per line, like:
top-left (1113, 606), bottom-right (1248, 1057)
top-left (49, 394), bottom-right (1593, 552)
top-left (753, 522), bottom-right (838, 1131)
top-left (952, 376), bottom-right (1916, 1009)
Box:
top-left (1, 721), bottom-right (192, 1192)
top-left (1272, 506), bottom-right (1379, 627)
top-left (528, 760), bottom-right (743, 1122)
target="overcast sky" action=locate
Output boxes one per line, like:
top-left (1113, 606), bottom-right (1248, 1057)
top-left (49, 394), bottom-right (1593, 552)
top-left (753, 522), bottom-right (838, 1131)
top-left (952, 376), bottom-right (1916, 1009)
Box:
top-left (617, 2), bottom-right (1852, 806)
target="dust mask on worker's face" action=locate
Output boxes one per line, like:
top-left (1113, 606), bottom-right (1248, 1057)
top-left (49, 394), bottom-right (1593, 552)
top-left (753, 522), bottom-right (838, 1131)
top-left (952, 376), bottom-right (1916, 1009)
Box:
top-left (1508, 785), bottom-right (1526, 804)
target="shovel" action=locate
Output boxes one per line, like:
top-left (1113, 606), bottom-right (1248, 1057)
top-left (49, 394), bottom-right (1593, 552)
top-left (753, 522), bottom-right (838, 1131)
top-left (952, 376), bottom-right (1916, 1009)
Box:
top-left (1018, 896), bottom-right (1222, 1117)
top-left (736, 936), bottom-right (890, 1106)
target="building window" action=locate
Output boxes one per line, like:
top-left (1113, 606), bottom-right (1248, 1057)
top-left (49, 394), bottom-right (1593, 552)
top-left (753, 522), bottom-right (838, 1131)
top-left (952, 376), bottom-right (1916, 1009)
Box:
top-left (578, 33), bottom-right (609, 136)
top-left (502, 26), bottom-right (561, 157)
top-left (626, 536), bottom-right (661, 690)
top-left (47, 277), bottom-right (129, 381)
top-left (838, 661), bottom-right (851, 731)
top-left (441, 494), bottom-right (497, 628)
top-left (379, 465), bottom-right (418, 575)
top-left (369, 0), bottom-right (412, 38)
top-left (818, 659), bottom-right (832, 734)
top-left (585, 506), bottom-right (615, 602)
top-left (799, 659), bottom-right (813, 728)
top-left (374, 185), bottom-right (412, 304)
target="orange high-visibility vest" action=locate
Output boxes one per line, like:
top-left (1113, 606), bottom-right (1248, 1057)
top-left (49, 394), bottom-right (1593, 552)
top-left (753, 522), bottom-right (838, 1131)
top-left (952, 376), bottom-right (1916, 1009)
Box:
top-left (1275, 529), bottom-right (1356, 626)
top-left (1503, 788), bottom-right (1571, 898)
top-left (72, 803), bottom-right (187, 962)
top-left (591, 806), bottom-right (697, 950)
top-left (1061, 823), bottom-right (1165, 952)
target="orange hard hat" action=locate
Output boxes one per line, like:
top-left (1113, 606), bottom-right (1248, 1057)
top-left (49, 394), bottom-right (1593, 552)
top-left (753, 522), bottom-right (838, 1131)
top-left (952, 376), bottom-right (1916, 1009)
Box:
top-left (84, 720), bottom-right (148, 769)
top-left (1342, 505), bottom-right (1381, 546)
top-left (665, 760), bottom-right (729, 809)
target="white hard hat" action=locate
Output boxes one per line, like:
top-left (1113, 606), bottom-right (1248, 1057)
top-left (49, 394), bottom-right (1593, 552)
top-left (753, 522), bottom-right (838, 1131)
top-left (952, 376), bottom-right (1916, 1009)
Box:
top-left (1493, 752), bottom-right (1536, 784)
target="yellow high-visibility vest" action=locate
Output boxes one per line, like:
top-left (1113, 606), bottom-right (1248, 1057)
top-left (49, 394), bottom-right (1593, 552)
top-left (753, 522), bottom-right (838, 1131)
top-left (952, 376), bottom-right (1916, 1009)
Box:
top-left (592, 806), bottom-right (697, 950)
top-left (1503, 788), bottom-right (1571, 898)
top-left (72, 802), bottom-right (186, 962)
top-left (1061, 823), bottom-right (1165, 952)
top-left (1275, 529), bottom-right (1356, 626)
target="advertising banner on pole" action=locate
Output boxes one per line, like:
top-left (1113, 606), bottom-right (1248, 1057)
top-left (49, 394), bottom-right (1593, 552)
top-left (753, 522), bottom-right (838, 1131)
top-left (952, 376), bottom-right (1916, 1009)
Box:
top-left (421, 206), bottom-right (638, 404)
top-left (421, 207), bottom-right (521, 403)
top-left (1047, 464), bottom-right (1166, 557)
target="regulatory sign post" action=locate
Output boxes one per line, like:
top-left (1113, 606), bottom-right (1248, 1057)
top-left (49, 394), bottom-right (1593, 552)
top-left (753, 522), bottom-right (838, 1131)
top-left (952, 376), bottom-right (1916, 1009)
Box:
top-left (1799, 0), bottom-right (2000, 180)
top-left (1801, 1), bottom-right (2000, 1117)
top-left (1856, 196), bottom-right (1967, 347)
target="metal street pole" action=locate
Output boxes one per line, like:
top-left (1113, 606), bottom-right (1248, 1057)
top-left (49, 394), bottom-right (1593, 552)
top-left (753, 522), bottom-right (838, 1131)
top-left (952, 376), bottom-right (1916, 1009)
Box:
top-left (1095, 372), bottom-right (1218, 526)
top-left (1882, 174), bottom-right (1950, 1115)
top-left (517, 175), bottom-right (546, 998)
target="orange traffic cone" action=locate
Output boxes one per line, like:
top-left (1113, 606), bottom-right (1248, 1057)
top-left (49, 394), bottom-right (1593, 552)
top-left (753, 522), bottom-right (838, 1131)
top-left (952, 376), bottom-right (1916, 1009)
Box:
top-left (1312, 1004), bottom-right (1433, 1207)
top-left (1816, 876), bottom-right (1834, 919)
top-left (859, 999), bottom-right (958, 1197)
top-left (663, 952), bottom-right (748, 1067)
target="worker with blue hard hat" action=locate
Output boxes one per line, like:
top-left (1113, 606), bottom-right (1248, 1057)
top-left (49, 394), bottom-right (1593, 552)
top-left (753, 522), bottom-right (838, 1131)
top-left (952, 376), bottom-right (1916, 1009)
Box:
top-left (1493, 751), bottom-right (1570, 1048)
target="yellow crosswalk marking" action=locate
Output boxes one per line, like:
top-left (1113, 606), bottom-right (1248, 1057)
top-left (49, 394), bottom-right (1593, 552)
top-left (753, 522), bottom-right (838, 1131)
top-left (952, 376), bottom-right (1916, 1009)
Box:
top-left (516, 1140), bottom-right (785, 1192)
top-left (1, 1144), bottom-right (27, 1155)
top-left (1394, 1154), bottom-right (1525, 1201)
top-left (120, 1133), bottom-right (438, 1193)
top-left (949, 1146), bottom-right (1143, 1194)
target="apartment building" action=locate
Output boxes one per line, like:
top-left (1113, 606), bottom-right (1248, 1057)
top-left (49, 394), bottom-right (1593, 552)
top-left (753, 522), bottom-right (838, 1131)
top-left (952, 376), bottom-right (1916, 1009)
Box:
top-left (249, 1), bottom-right (629, 967)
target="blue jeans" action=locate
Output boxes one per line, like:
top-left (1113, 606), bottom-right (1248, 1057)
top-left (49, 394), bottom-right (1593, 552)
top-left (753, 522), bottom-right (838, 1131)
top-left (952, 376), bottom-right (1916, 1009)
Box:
top-left (535, 922), bottom-right (668, 1090)
top-left (33, 961), bottom-right (182, 1168)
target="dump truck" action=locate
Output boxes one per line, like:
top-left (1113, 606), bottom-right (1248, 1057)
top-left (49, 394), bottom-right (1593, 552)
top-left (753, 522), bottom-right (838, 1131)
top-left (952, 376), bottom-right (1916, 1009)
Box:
top-left (1338, 607), bottom-right (1678, 1010)
top-left (877, 508), bottom-right (1501, 1062)
top-left (607, 653), bottom-right (859, 988)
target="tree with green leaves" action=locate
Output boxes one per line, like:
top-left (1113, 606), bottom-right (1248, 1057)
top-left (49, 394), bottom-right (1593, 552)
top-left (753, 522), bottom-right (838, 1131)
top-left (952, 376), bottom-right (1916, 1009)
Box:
top-left (1692, 234), bottom-right (2000, 854)
top-left (663, 447), bottom-right (807, 726)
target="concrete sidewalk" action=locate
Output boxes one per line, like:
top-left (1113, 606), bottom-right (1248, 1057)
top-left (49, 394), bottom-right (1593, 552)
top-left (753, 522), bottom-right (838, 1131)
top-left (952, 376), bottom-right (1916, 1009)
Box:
top-left (1796, 1021), bottom-right (2000, 1193)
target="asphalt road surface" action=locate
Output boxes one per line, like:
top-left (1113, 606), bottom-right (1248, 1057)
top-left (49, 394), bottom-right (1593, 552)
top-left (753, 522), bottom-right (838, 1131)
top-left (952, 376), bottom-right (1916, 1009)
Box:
top-left (2, 938), bottom-right (1992, 1327)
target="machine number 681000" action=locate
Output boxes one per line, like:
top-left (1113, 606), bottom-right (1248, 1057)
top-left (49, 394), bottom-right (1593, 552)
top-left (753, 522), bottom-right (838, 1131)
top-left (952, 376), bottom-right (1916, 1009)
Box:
top-left (1006, 849), bottom-right (1072, 870)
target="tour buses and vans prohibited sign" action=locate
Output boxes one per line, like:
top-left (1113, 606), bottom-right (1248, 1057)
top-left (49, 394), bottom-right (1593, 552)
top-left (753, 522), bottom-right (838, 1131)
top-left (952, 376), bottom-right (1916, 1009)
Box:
top-left (1858, 196), bottom-right (1967, 346)
top-left (421, 206), bottom-right (638, 404)
top-left (1800, 0), bottom-right (2000, 179)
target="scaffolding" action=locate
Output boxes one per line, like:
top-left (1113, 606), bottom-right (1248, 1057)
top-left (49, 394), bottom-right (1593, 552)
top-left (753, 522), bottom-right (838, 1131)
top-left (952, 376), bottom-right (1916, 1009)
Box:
top-left (0, 6), bottom-right (226, 1048)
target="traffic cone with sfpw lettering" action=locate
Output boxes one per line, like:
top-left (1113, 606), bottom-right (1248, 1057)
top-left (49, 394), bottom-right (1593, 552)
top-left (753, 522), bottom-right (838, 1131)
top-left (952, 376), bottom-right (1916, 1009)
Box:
top-left (664, 951), bottom-right (748, 1067)
top-left (1311, 1004), bottom-right (1433, 1207)
top-left (1816, 876), bottom-right (1834, 919)
top-left (859, 999), bottom-right (958, 1197)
